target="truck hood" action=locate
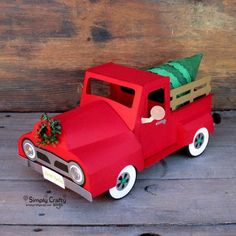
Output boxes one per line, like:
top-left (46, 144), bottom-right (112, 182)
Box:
top-left (54, 101), bottom-right (130, 151)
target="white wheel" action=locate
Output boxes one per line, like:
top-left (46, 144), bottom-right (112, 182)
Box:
top-left (108, 165), bottom-right (136, 200)
top-left (187, 127), bottom-right (209, 157)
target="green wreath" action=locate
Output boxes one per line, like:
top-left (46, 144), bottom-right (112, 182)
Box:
top-left (36, 113), bottom-right (61, 145)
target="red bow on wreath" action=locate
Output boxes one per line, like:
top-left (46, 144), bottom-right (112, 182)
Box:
top-left (36, 113), bottom-right (61, 145)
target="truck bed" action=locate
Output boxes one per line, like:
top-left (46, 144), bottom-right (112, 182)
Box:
top-left (170, 76), bottom-right (211, 111)
top-left (171, 93), bottom-right (213, 126)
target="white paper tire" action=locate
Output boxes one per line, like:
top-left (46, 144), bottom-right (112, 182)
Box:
top-left (108, 165), bottom-right (136, 200)
top-left (187, 127), bottom-right (209, 157)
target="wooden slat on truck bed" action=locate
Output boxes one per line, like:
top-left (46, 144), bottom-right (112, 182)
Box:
top-left (170, 76), bottom-right (211, 111)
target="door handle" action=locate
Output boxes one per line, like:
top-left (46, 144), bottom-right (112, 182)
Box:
top-left (141, 106), bottom-right (166, 124)
top-left (156, 119), bottom-right (166, 126)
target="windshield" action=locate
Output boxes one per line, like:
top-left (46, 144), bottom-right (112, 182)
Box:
top-left (86, 78), bottom-right (136, 108)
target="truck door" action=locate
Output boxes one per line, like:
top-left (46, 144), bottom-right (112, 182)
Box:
top-left (139, 87), bottom-right (176, 158)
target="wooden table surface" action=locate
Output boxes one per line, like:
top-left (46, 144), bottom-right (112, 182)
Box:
top-left (0, 111), bottom-right (235, 236)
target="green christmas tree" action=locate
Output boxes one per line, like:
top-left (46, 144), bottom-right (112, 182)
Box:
top-left (147, 53), bottom-right (203, 89)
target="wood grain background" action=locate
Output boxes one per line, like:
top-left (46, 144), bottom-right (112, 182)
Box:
top-left (0, 0), bottom-right (235, 111)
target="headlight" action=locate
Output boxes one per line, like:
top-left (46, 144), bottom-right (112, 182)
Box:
top-left (23, 140), bottom-right (36, 161)
top-left (69, 162), bottom-right (84, 185)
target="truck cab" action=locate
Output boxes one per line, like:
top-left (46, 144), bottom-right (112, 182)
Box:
top-left (81, 62), bottom-right (177, 161)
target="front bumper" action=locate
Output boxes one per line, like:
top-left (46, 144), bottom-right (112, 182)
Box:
top-left (19, 157), bottom-right (93, 202)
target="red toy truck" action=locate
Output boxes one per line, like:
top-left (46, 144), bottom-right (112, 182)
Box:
top-left (18, 62), bottom-right (219, 201)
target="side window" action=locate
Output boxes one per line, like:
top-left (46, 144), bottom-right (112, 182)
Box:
top-left (148, 88), bottom-right (165, 104)
top-left (146, 88), bottom-right (165, 116)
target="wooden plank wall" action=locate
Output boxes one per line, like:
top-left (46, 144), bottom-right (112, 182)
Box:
top-left (0, 0), bottom-right (235, 111)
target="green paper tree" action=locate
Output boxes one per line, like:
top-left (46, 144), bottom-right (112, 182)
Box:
top-left (147, 53), bottom-right (203, 89)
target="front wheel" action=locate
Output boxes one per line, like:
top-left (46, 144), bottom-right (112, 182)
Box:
top-left (186, 127), bottom-right (209, 157)
top-left (107, 165), bottom-right (136, 200)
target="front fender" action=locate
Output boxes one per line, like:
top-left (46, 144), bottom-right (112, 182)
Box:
top-left (72, 131), bottom-right (143, 198)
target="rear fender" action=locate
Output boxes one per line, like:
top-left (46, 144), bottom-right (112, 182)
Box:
top-left (181, 113), bottom-right (214, 146)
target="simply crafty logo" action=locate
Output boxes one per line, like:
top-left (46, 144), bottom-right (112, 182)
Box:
top-left (23, 191), bottom-right (66, 209)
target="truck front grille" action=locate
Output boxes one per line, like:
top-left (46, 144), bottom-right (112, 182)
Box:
top-left (54, 161), bottom-right (68, 173)
top-left (34, 147), bottom-right (70, 178)
top-left (37, 151), bottom-right (50, 164)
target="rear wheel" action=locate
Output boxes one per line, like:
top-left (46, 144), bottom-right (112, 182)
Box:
top-left (186, 127), bottom-right (209, 157)
top-left (212, 113), bottom-right (221, 124)
top-left (108, 165), bottom-right (136, 200)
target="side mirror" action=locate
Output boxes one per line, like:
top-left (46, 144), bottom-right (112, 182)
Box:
top-left (141, 106), bottom-right (166, 124)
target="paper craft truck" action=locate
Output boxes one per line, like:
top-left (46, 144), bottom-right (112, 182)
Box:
top-left (18, 59), bottom-right (220, 201)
